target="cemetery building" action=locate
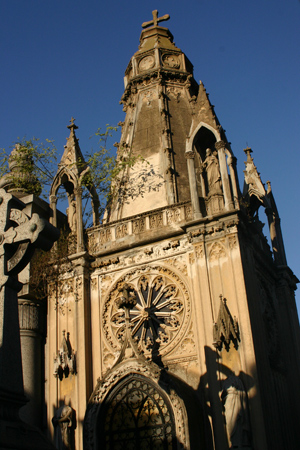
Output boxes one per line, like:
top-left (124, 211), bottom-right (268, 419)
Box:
top-left (1, 10), bottom-right (300, 450)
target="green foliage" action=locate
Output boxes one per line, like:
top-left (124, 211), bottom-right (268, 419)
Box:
top-left (0, 137), bottom-right (57, 199)
top-left (0, 125), bottom-right (164, 227)
top-left (81, 125), bottom-right (119, 220)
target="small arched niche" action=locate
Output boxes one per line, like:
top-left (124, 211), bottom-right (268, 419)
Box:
top-left (193, 127), bottom-right (220, 216)
top-left (194, 126), bottom-right (217, 162)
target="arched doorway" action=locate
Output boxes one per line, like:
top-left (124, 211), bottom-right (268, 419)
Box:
top-left (97, 374), bottom-right (176, 450)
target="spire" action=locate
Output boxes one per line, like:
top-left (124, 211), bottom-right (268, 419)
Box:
top-left (50, 119), bottom-right (100, 252)
top-left (59, 117), bottom-right (86, 172)
top-left (243, 146), bottom-right (266, 201)
top-left (193, 81), bottom-right (221, 130)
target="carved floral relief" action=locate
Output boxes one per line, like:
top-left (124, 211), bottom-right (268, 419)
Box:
top-left (162, 53), bottom-right (180, 69)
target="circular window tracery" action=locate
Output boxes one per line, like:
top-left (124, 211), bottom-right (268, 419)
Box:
top-left (100, 375), bottom-right (175, 450)
top-left (103, 267), bottom-right (190, 356)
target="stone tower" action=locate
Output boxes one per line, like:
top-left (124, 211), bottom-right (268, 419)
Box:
top-left (44, 11), bottom-right (300, 450)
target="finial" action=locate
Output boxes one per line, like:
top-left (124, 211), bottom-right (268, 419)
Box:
top-left (142, 10), bottom-right (170, 29)
top-left (243, 146), bottom-right (253, 163)
top-left (220, 294), bottom-right (226, 305)
top-left (67, 117), bottom-right (78, 130)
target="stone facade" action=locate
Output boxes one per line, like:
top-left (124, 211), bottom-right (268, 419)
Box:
top-left (2, 10), bottom-right (300, 450)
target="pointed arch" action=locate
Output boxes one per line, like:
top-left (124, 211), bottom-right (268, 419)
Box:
top-left (84, 359), bottom-right (213, 450)
top-left (50, 168), bottom-right (79, 198)
top-left (186, 122), bottom-right (221, 154)
top-left (98, 374), bottom-right (176, 449)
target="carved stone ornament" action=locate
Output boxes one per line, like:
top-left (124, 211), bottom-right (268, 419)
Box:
top-left (84, 362), bottom-right (189, 450)
top-left (209, 241), bottom-right (227, 261)
top-left (139, 54), bottom-right (155, 71)
top-left (162, 53), bottom-right (180, 69)
top-left (53, 330), bottom-right (77, 380)
top-left (213, 295), bottom-right (239, 350)
top-left (102, 265), bottom-right (191, 358)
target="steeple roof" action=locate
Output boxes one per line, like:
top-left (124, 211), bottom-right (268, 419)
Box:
top-left (59, 117), bottom-right (86, 173)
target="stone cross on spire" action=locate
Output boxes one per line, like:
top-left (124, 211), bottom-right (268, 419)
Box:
top-left (142, 10), bottom-right (170, 29)
top-left (68, 116), bottom-right (78, 130)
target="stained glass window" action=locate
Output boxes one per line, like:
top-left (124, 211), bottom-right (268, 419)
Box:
top-left (99, 375), bottom-right (176, 450)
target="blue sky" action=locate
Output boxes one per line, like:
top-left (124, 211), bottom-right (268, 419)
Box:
top-left (1, 0), bottom-right (299, 311)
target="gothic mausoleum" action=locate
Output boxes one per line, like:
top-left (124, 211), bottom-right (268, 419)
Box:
top-left (1, 10), bottom-right (300, 450)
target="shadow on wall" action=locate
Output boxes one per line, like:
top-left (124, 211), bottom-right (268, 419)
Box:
top-left (52, 346), bottom-right (256, 449)
top-left (199, 346), bottom-right (254, 450)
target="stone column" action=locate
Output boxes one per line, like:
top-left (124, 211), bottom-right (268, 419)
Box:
top-left (18, 299), bottom-right (44, 428)
top-left (227, 155), bottom-right (239, 209)
top-left (75, 187), bottom-right (84, 253)
top-left (215, 141), bottom-right (233, 210)
top-left (50, 195), bottom-right (58, 227)
top-left (185, 151), bottom-right (202, 219)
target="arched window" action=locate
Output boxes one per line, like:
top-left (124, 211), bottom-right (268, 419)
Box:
top-left (98, 374), bottom-right (176, 449)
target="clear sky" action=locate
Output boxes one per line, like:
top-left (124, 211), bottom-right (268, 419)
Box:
top-left (1, 1), bottom-right (299, 311)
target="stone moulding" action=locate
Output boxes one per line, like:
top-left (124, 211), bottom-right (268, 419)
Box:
top-left (87, 201), bottom-right (192, 255)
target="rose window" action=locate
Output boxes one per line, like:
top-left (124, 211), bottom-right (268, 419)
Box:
top-left (103, 268), bottom-right (190, 356)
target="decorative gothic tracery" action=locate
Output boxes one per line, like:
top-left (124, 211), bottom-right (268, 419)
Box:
top-left (103, 266), bottom-right (190, 357)
top-left (99, 375), bottom-right (175, 450)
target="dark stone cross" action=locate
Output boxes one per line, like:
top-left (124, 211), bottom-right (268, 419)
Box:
top-left (0, 188), bottom-right (59, 449)
top-left (142, 10), bottom-right (170, 29)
